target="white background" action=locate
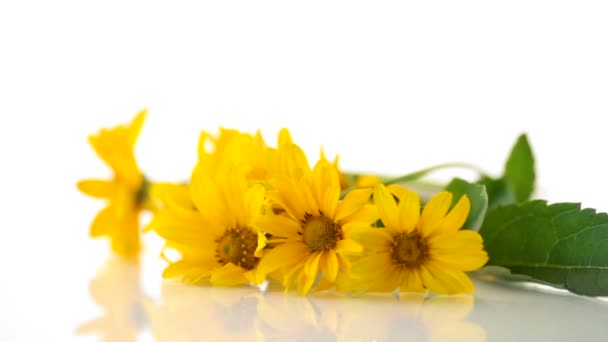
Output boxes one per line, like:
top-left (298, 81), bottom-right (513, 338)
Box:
top-left (1, 1), bottom-right (607, 341)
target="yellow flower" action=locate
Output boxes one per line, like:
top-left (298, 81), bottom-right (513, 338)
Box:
top-left (253, 143), bottom-right (378, 295)
top-left (345, 184), bottom-right (488, 295)
top-left (77, 110), bottom-right (149, 258)
top-left (198, 128), bottom-right (271, 182)
top-left (149, 165), bottom-right (266, 286)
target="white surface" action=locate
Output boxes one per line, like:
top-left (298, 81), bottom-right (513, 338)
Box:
top-left (1, 1), bottom-right (607, 341)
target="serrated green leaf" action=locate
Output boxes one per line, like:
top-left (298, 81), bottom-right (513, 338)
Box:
top-left (504, 134), bottom-right (535, 202)
top-left (479, 200), bottom-right (608, 296)
top-left (445, 178), bottom-right (488, 231)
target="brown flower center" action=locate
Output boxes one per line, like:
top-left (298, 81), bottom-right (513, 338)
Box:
top-left (215, 227), bottom-right (258, 270)
top-left (301, 213), bottom-right (343, 252)
top-left (391, 232), bottom-right (428, 268)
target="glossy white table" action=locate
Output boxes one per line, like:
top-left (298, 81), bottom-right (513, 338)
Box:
top-left (12, 233), bottom-right (601, 342)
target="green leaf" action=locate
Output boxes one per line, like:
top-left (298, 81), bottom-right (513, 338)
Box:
top-left (479, 200), bottom-right (608, 296)
top-left (504, 134), bottom-right (535, 202)
top-left (445, 178), bottom-right (488, 231)
top-left (478, 176), bottom-right (515, 209)
top-left (477, 133), bottom-right (535, 208)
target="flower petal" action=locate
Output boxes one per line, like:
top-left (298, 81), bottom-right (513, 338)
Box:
top-left (335, 239), bottom-right (363, 255)
top-left (256, 242), bottom-right (309, 283)
top-left (77, 179), bottom-right (116, 198)
top-left (323, 250), bottom-right (339, 283)
top-left (400, 269), bottom-right (425, 293)
top-left (373, 184), bottom-right (400, 230)
top-left (90, 206), bottom-right (115, 237)
top-left (420, 263), bottom-right (475, 295)
top-left (334, 188), bottom-right (373, 222)
top-left (398, 188), bottom-right (421, 233)
top-left (418, 192), bottom-right (453, 237)
top-left (370, 266), bottom-right (403, 293)
top-left (350, 252), bottom-right (392, 279)
top-left (210, 263), bottom-right (248, 286)
top-left (162, 260), bottom-right (214, 282)
top-left (435, 195), bottom-right (470, 234)
top-left (252, 214), bottom-right (301, 238)
top-left (348, 228), bottom-right (391, 253)
top-left (304, 252), bottom-right (322, 279)
top-left (245, 184), bottom-right (266, 224)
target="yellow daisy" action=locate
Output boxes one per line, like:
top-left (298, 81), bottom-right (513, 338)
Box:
top-left (149, 165), bottom-right (266, 286)
top-left (253, 143), bottom-right (378, 295)
top-left (345, 184), bottom-right (488, 295)
top-left (77, 110), bottom-right (150, 258)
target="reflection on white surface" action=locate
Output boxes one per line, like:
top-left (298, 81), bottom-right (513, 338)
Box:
top-left (76, 259), bottom-right (146, 342)
top-left (75, 256), bottom-right (608, 341)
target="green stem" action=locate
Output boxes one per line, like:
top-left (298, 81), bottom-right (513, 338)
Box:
top-left (340, 162), bottom-right (488, 198)
top-left (383, 162), bottom-right (489, 185)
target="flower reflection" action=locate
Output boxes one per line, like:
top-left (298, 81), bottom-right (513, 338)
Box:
top-left (144, 280), bottom-right (485, 342)
top-left (336, 294), bottom-right (486, 342)
top-left (145, 283), bottom-right (262, 342)
top-left (256, 292), bottom-right (339, 341)
top-left (76, 258), bottom-right (146, 342)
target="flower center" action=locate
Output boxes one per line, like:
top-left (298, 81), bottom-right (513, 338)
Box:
top-left (391, 232), bottom-right (428, 268)
top-left (301, 213), bottom-right (343, 252)
top-left (215, 227), bottom-right (258, 270)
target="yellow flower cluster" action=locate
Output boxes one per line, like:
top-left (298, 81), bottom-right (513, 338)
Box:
top-left (78, 111), bottom-right (488, 296)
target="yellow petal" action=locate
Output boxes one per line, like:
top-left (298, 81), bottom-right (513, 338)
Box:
top-left (244, 269), bottom-right (259, 284)
top-left (245, 184), bottom-right (266, 224)
top-left (269, 178), bottom-right (316, 220)
top-left (90, 206), bottom-right (115, 237)
top-left (210, 263), bottom-right (248, 286)
top-left (335, 239), bottom-right (363, 255)
top-left (256, 242), bottom-right (309, 283)
top-left (254, 231), bottom-right (268, 257)
top-left (162, 261), bottom-right (214, 281)
top-left (311, 160), bottom-right (340, 218)
top-left (77, 179), bottom-right (116, 198)
top-left (418, 192), bottom-right (453, 237)
top-left (430, 252), bottom-right (489, 272)
top-left (387, 184), bottom-right (408, 200)
top-left (370, 266), bottom-right (404, 293)
top-left (297, 269), bottom-right (316, 295)
top-left (148, 210), bottom-right (216, 246)
top-left (400, 269), bottom-right (425, 293)
top-left (340, 204), bottom-right (379, 225)
top-left (337, 253), bottom-right (352, 276)
top-left (435, 195), bottom-right (471, 234)
top-left (108, 211), bottom-right (140, 258)
top-left (222, 169), bottom-right (253, 227)
top-left (334, 188), bottom-right (373, 222)
top-left (350, 252), bottom-right (391, 279)
top-left (252, 214), bottom-right (301, 239)
top-left (323, 250), bottom-right (339, 283)
top-left (428, 229), bottom-right (486, 250)
top-left (304, 252), bottom-right (322, 279)
top-left (373, 184), bottom-right (400, 230)
top-left (397, 188), bottom-right (421, 233)
top-left (420, 263), bottom-right (475, 295)
top-left (348, 228), bottom-right (391, 253)
top-left (127, 109), bottom-right (147, 148)
top-left (278, 128), bottom-right (293, 146)
top-left (190, 168), bottom-right (233, 227)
